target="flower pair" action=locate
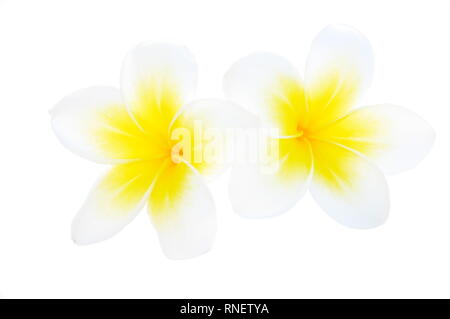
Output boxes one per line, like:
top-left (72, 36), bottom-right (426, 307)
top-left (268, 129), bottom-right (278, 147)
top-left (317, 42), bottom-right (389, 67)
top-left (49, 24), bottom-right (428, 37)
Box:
top-left (51, 24), bottom-right (434, 259)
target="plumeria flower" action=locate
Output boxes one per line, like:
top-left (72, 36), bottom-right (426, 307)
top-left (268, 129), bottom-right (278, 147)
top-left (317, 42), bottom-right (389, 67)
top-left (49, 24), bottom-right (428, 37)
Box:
top-left (51, 43), bottom-right (249, 259)
top-left (224, 24), bottom-right (435, 228)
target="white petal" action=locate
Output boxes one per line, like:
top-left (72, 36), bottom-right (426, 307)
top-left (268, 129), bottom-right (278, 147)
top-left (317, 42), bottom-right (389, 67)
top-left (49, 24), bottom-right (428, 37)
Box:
top-left (72, 160), bottom-right (163, 244)
top-left (121, 43), bottom-right (197, 134)
top-left (316, 104), bottom-right (435, 175)
top-left (229, 137), bottom-right (313, 218)
top-left (178, 98), bottom-right (258, 130)
top-left (305, 24), bottom-right (374, 129)
top-left (51, 86), bottom-right (150, 163)
top-left (309, 140), bottom-right (389, 229)
top-left (172, 98), bottom-right (258, 178)
top-left (149, 162), bottom-right (216, 259)
top-left (224, 53), bottom-right (306, 136)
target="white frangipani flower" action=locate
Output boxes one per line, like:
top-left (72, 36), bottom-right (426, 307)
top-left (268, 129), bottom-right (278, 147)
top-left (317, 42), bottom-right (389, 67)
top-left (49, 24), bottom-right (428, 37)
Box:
top-left (224, 24), bottom-right (435, 228)
top-left (51, 43), bottom-right (249, 259)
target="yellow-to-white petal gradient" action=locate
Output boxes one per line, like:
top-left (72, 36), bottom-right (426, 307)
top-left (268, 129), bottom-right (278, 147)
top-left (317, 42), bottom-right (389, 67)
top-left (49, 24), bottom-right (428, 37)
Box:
top-left (315, 104), bottom-right (435, 175)
top-left (121, 43), bottom-right (197, 137)
top-left (149, 161), bottom-right (216, 259)
top-left (51, 87), bottom-right (166, 163)
top-left (224, 53), bottom-right (306, 136)
top-left (229, 137), bottom-right (313, 218)
top-left (72, 160), bottom-right (164, 244)
top-left (305, 24), bottom-right (374, 131)
top-left (309, 140), bottom-right (389, 229)
top-left (50, 87), bottom-right (163, 163)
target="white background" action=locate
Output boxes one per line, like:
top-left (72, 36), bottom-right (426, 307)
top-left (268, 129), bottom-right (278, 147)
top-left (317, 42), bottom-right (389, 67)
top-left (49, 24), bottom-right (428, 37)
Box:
top-left (0, 0), bottom-right (449, 298)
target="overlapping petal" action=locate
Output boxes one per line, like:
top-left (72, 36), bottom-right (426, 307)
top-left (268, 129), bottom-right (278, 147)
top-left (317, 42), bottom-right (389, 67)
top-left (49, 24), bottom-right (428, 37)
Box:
top-left (171, 99), bottom-right (257, 178)
top-left (224, 53), bottom-right (306, 136)
top-left (229, 137), bottom-right (313, 218)
top-left (148, 161), bottom-right (216, 259)
top-left (121, 43), bottom-right (197, 137)
top-left (309, 140), bottom-right (389, 228)
top-left (72, 159), bottom-right (164, 244)
top-left (305, 24), bottom-right (374, 131)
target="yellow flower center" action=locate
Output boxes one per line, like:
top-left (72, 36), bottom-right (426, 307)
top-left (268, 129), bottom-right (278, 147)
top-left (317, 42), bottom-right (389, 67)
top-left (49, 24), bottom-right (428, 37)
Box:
top-left (293, 124), bottom-right (312, 140)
